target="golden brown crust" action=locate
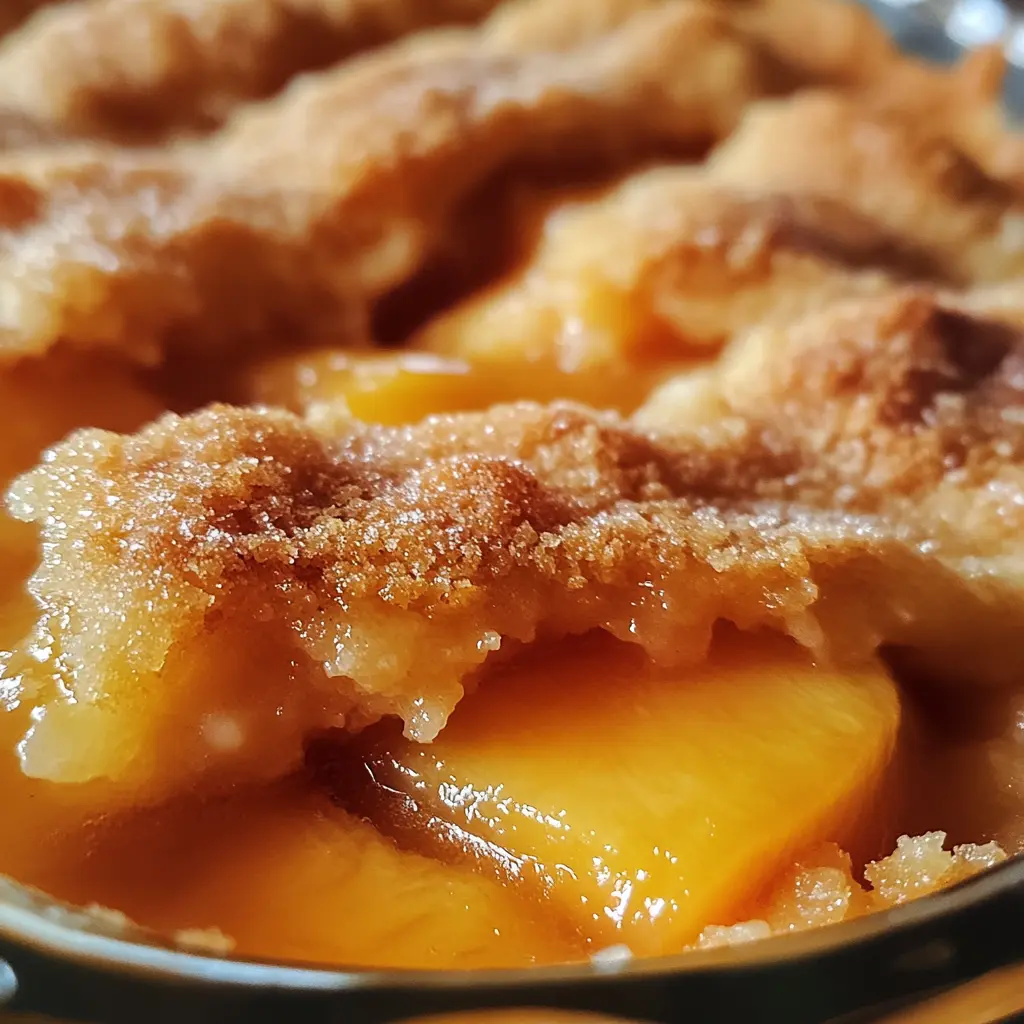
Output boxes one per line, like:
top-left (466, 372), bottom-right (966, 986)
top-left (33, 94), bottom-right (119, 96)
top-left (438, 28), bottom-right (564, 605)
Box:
top-left (709, 91), bottom-right (1024, 285)
top-left (0, 108), bottom-right (67, 149)
top-left (0, 0), bottom-right (997, 152)
top-left (452, 0), bottom-right (1024, 189)
top-left (8, 291), bottom-right (1024, 794)
top-left (640, 290), bottom-right (1024, 521)
top-left (635, 288), bottom-right (1024, 680)
top-left (482, 0), bottom-right (659, 51)
top-left (415, 167), bottom-right (947, 369)
top-left (41, 282), bottom-right (1021, 640)
top-left (407, 72), bottom-right (1023, 375)
top-left (718, 0), bottom-right (1024, 188)
top-left (0, 0), bottom-right (500, 143)
top-left (0, 2), bottom-right (780, 367)
top-left (0, 398), bottom-right (828, 790)
top-left (0, 0), bottom-right (1013, 374)
top-left (703, 0), bottom-right (906, 96)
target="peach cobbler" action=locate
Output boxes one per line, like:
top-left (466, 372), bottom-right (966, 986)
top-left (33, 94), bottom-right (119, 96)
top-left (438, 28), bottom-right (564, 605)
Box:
top-left (2, 0), bottom-right (1024, 971)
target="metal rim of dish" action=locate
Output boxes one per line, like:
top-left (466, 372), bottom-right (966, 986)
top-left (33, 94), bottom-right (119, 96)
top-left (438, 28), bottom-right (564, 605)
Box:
top-left (0, 852), bottom-right (1023, 1022)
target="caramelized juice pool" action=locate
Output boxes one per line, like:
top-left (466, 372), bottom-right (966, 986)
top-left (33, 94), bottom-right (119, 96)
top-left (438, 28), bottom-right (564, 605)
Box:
top-left (1, 620), bottom-right (1022, 968)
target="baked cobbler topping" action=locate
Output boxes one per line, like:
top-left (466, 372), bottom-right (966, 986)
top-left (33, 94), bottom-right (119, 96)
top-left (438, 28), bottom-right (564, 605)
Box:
top-left (0, 0), bottom-right (1023, 970)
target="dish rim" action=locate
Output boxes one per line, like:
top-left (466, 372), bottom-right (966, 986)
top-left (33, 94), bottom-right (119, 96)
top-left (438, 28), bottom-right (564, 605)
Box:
top-left (2, 852), bottom-right (1024, 992)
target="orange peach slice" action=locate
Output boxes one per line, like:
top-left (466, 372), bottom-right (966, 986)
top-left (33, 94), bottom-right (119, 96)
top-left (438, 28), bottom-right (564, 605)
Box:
top-left (334, 631), bottom-right (901, 954)
top-left (0, 771), bottom-right (580, 970)
top-left (242, 349), bottom-right (673, 421)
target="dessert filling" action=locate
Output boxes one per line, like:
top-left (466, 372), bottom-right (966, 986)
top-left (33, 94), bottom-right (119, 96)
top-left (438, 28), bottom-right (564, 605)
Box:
top-left (0, 609), bottom-right (1016, 966)
top-left (0, 0), bottom-right (1023, 975)
top-left (318, 630), bottom-right (902, 955)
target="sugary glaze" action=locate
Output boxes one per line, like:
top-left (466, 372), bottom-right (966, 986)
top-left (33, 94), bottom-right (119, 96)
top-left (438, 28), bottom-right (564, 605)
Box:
top-left (0, 0), bottom-right (1024, 975)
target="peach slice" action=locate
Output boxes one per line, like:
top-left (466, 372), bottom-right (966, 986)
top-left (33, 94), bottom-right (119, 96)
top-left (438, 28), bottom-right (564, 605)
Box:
top-left (241, 349), bottom-right (674, 421)
top-left (331, 631), bottom-right (901, 954)
top-left (0, 770), bottom-right (581, 970)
